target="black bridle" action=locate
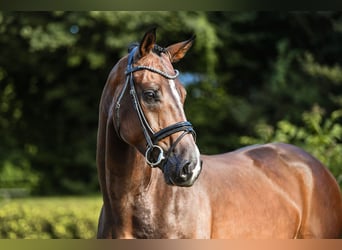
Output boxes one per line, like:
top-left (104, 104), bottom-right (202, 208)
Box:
top-left (115, 46), bottom-right (196, 167)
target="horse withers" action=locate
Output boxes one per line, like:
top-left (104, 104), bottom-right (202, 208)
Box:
top-left (96, 28), bottom-right (342, 238)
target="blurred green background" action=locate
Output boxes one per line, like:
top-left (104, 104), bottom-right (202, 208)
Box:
top-left (0, 11), bottom-right (341, 238)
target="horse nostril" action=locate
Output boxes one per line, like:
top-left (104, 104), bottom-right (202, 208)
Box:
top-left (180, 161), bottom-right (192, 177)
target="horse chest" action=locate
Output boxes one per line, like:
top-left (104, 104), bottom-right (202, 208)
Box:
top-left (119, 190), bottom-right (209, 239)
top-left (130, 199), bottom-right (193, 238)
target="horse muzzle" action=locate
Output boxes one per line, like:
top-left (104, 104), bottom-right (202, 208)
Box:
top-left (162, 156), bottom-right (202, 187)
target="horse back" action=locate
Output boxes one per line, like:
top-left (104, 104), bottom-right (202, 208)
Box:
top-left (200, 142), bottom-right (342, 238)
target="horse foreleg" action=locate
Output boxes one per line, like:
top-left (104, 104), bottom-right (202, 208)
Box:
top-left (97, 205), bottom-right (114, 239)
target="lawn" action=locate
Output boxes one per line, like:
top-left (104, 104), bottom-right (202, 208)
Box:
top-left (0, 196), bottom-right (102, 239)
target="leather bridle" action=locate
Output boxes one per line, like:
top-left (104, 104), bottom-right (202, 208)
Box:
top-left (114, 46), bottom-right (196, 167)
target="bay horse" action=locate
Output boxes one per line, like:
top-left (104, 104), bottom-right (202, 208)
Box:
top-left (96, 28), bottom-right (342, 238)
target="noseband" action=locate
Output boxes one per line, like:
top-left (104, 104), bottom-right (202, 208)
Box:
top-left (115, 46), bottom-right (196, 167)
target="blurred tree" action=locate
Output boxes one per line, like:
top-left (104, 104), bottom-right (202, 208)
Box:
top-left (187, 12), bottom-right (342, 153)
top-left (0, 11), bottom-right (341, 194)
top-left (0, 11), bottom-right (218, 194)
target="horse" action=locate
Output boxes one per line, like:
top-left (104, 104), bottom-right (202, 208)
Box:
top-left (96, 28), bottom-right (342, 238)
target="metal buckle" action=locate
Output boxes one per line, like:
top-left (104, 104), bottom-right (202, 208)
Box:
top-left (145, 145), bottom-right (165, 167)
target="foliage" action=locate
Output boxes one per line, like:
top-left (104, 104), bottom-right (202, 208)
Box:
top-left (188, 12), bottom-right (342, 155)
top-left (0, 11), bottom-right (218, 194)
top-left (0, 12), bottom-right (341, 194)
top-left (0, 196), bottom-right (102, 239)
top-left (0, 157), bottom-right (39, 189)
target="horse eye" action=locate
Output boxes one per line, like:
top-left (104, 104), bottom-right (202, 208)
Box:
top-left (143, 90), bottom-right (157, 102)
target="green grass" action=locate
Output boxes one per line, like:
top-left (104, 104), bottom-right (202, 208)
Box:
top-left (0, 195), bottom-right (102, 239)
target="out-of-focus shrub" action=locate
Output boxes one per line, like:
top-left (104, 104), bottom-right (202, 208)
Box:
top-left (0, 196), bottom-right (102, 239)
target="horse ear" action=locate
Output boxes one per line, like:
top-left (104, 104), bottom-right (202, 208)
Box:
top-left (166, 35), bottom-right (195, 63)
top-left (139, 28), bottom-right (157, 57)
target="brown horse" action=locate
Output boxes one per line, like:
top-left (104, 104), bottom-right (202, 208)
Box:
top-left (96, 28), bottom-right (342, 238)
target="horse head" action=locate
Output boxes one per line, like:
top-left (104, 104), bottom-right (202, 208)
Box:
top-left (114, 28), bottom-right (202, 187)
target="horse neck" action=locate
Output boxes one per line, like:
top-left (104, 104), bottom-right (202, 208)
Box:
top-left (98, 64), bottom-right (155, 201)
top-left (104, 120), bottom-right (153, 198)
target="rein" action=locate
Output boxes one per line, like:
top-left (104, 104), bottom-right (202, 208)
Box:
top-left (115, 46), bottom-right (196, 167)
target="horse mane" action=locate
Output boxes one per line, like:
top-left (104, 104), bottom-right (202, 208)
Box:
top-left (128, 42), bottom-right (166, 56)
